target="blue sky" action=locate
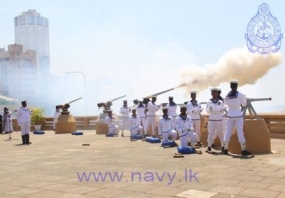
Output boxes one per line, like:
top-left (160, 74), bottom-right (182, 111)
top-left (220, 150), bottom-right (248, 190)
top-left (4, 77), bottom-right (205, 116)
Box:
top-left (0, 0), bottom-right (284, 115)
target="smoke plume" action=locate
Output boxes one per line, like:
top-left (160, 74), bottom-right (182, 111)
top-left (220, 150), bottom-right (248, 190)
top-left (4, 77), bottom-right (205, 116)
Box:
top-left (179, 47), bottom-right (282, 93)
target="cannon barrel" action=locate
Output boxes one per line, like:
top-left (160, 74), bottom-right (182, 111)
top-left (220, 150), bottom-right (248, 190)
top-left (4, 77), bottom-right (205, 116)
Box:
top-left (97, 95), bottom-right (126, 109)
top-left (110, 95), bottom-right (127, 102)
top-left (246, 97), bottom-right (272, 102)
top-left (146, 88), bottom-right (174, 99)
top-left (67, 97), bottom-right (82, 104)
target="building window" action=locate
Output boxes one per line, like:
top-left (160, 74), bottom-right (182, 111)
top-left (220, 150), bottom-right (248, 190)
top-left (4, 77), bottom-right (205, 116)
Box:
top-left (28, 15), bottom-right (35, 25)
top-left (37, 16), bottom-right (43, 26)
top-left (19, 15), bottom-right (26, 25)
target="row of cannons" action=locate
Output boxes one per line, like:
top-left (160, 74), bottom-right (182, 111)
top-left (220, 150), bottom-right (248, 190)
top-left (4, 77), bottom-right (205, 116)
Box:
top-left (54, 88), bottom-right (272, 155)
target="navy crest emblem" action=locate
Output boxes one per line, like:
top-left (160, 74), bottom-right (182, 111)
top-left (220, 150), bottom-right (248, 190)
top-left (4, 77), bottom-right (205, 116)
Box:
top-left (245, 3), bottom-right (282, 54)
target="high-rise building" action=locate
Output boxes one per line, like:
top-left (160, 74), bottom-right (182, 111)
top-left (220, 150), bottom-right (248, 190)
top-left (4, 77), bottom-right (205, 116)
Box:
top-left (14, 10), bottom-right (50, 73)
top-left (14, 10), bottom-right (51, 109)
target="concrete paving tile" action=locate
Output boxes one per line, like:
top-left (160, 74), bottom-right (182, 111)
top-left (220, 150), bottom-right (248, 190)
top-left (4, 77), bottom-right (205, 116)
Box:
top-left (267, 184), bottom-right (285, 193)
top-left (235, 181), bottom-right (271, 190)
top-left (206, 178), bottom-right (241, 187)
top-left (260, 177), bottom-right (285, 185)
top-left (239, 188), bottom-right (280, 198)
top-left (212, 193), bottom-right (256, 198)
top-left (24, 190), bottom-right (70, 198)
top-left (276, 192), bottom-right (285, 198)
top-left (4, 186), bottom-right (43, 197)
top-left (148, 186), bottom-right (187, 196)
top-left (114, 191), bottom-right (153, 198)
top-left (208, 186), bottom-right (245, 195)
top-left (177, 182), bottom-right (217, 191)
top-left (84, 188), bottom-right (126, 197)
top-left (175, 189), bottom-right (218, 198)
top-left (255, 171), bottom-right (285, 178)
top-left (231, 175), bottom-right (265, 182)
top-left (123, 183), bottom-right (157, 193)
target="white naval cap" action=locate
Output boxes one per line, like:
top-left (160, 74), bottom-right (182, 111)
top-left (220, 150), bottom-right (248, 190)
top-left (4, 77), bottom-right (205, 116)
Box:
top-left (178, 104), bottom-right (187, 109)
top-left (210, 87), bottom-right (220, 91)
top-left (230, 79), bottom-right (238, 84)
top-left (190, 91), bottom-right (197, 94)
top-left (162, 106), bottom-right (168, 110)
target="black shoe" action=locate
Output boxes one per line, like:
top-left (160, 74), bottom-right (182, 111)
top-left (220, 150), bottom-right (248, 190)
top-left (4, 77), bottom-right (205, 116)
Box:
top-left (152, 135), bottom-right (155, 138)
top-left (195, 142), bottom-right (202, 147)
top-left (211, 143), bottom-right (215, 148)
top-left (221, 147), bottom-right (225, 152)
top-left (26, 134), bottom-right (31, 145)
top-left (207, 147), bottom-right (211, 152)
top-left (121, 133), bottom-right (124, 137)
top-left (241, 149), bottom-right (251, 156)
top-left (223, 149), bottom-right (228, 155)
top-left (22, 135), bottom-right (26, 145)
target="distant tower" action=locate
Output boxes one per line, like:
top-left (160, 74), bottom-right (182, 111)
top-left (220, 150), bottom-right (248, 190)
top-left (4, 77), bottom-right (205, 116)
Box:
top-left (14, 10), bottom-right (50, 73)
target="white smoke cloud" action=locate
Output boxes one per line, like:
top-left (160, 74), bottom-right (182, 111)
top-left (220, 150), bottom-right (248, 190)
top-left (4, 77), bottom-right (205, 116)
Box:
top-left (179, 47), bottom-right (282, 95)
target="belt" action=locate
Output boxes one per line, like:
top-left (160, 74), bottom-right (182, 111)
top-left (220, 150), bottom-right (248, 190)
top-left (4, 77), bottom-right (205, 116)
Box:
top-left (131, 125), bottom-right (139, 130)
top-left (228, 106), bottom-right (240, 109)
top-left (162, 129), bottom-right (171, 134)
top-left (208, 119), bottom-right (223, 121)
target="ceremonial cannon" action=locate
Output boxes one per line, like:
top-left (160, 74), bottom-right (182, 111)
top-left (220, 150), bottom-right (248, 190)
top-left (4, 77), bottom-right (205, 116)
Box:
top-left (55, 97), bottom-right (82, 134)
top-left (96, 95), bottom-right (126, 134)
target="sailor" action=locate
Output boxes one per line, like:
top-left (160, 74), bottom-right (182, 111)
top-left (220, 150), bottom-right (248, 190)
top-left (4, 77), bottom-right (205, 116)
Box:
top-left (217, 88), bottom-right (227, 141)
top-left (3, 107), bottom-right (14, 134)
top-left (136, 99), bottom-right (146, 136)
top-left (53, 105), bottom-right (62, 131)
top-left (119, 100), bottom-right (131, 137)
top-left (187, 91), bottom-right (203, 146)
top-left (175, 105), bottom-right (197, 149)
top-left (132, 99), bottom-right (139, 109)
top-left (129, 108), bottom-right (143, 136)
top-left (206, 88), bottom-right (226, 152)
top-left (223, 80), bottom-right (251, 155)
top-left (145, 96), bottom-right (161, 137)
top-left (16, 101), bottom-right (32, 145)
top-left (105, 110), bottom-right (119, 135)
top-left (158, 106), bottom-right (177, 142)
top-left (165, 96), bottom-right (178, 124)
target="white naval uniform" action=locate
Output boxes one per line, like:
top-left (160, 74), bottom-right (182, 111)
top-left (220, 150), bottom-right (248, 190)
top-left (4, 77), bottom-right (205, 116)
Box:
top-left (105, 115), bottom-right (119, 134)
top-left (223, 91), bottom-right (247, 150)
top-left (187, 100), bottom-right (202, 142)
top-left (146, 101), bottom-right (161, 136)
top-left (53, 110), bottom-right (61, 130)
top-left (17, 107), bottom-right (32, 135)
top-left (3, 111), bottom-right (13, 132)
top-left (129, 115), bottom-right (143, 136)
top-left (166, 103), bottom-right (178, 123)
top-left (158, 115), bottom-right (177, 142)
top-left (206, 99), bottom-right (225, 147)
top-left (136, 104), bottom-right (146, 135)
top-left (120, 106), bottom-right (131, 135)
top-left (175, 115), bottom-right (197, 148)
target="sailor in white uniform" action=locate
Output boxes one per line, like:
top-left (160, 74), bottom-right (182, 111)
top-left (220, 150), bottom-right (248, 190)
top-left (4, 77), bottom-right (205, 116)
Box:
top-left (129, 108), bottom-right (143, 136)
top-left (17, 101), bottom-right (32, 145)
top-left (2, 107), bottom-right (14, 133)
top-left (53, 105), bottom-right (62, 131)
top-left (175, 105), bottom-right (197, 149)
top-left (105, 110), bottom-right (119, 135)
top-left (136, 100), bottom-right (146, 136)
top-left (187, 91), bottom-right (203, 146)
top-left (223, 80), bottom-right (251, 155)
top-left (158, 106), bottom-right (177, 142)
top-left (145, 97), bottom-right (161, 137)
top-left (165, 96), bottom-right (178, 124)
top-left (119, 100), bottom-right (131, 137)
top-left (206, 88), bottom-right (226, 152)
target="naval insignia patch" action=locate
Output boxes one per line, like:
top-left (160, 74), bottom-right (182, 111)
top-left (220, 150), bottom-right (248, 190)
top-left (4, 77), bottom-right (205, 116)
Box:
top-left (245, 3), bottom-right (282, 54)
